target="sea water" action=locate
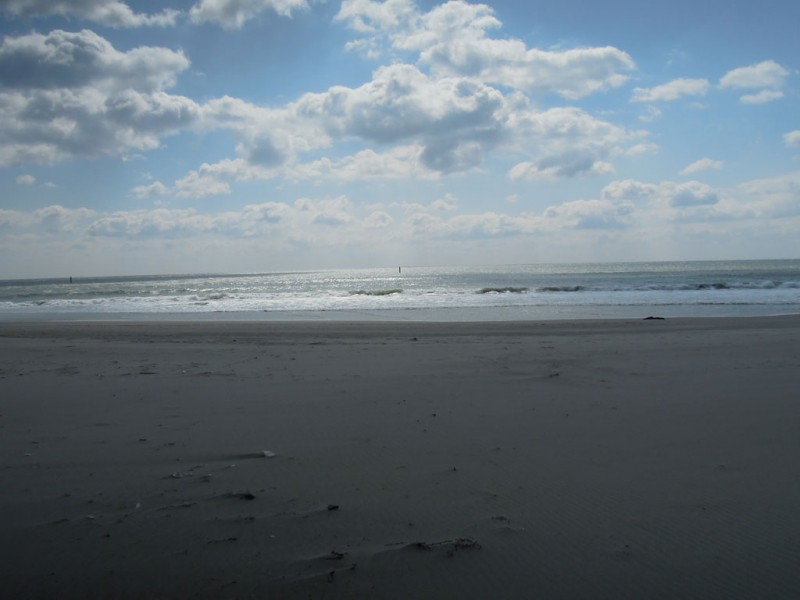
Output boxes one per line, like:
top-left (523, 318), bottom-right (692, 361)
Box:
top-left (1, 260), bottom-right (798, 321)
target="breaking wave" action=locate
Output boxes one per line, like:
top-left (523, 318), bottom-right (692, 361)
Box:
top-left (537, 286), bottom-right (585, 293)
top-left (478, 286), bottom-right (529, 294)
top-left (633, 280), bottom-right (799, 292)
top-left (349, 289), bottom-right (403, 296)
top-left (534, 281), bottom-right (799, 293)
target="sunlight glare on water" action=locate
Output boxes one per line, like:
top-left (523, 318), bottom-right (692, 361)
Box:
top-left (1, 260), bottom-right (798, 321)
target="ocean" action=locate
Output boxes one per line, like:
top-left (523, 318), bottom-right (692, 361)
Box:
top-left (1, 260), bottom-right (799, 321)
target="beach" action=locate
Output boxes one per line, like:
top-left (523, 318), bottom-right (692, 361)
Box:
top-left (2, 316), bottom-right (800, 598)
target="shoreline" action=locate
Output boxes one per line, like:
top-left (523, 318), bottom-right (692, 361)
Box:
top-left (2, 313), bottom-right (800, 341)
top-left (2, 315), bottom-right (800, 598)
top-left (2, 301), bottom-right (799, 324)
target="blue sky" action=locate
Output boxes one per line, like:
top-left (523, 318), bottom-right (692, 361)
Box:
top-left (1, 0), bottom-right (798, 278)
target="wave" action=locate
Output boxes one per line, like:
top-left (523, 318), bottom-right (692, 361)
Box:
top-left (478, 287), bottom-right (529, 294)
top-left (2, 263), bottom-right (798, 316)
top-left (349, 289), bottom-right (403, 296)
top-left (532, 281), bottom-right (799, 293)
top-left (634, 280), bottom-right (799, 292)
top-left (195, 292), bottom-right (229, 301)
top-left (537, 286), bottom-right (585, 293)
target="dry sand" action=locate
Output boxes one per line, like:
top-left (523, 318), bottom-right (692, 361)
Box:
top-left (1, 317), bottom-right (799, 599)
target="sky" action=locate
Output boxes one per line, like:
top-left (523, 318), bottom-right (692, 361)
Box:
top-left (0, 0), bottom-right (798, 278)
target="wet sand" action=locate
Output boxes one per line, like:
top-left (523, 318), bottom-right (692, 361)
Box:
top-left (1, 317), bottom-right (800, 598)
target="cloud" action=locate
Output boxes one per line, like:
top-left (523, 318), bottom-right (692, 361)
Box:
top-left (174, 159), bottom-right (252, 198)
top-left (299, 64), bottom-right (505, 170)
top-left (638, 106), bottom-right (662, 122)
top-left (625, 142), bottom-right (658, 156)
top-left (681, 158), bottom-right (723, 176)
top-left (337, 0), bottom-right (635, 98)
top-left (239, 201), bottom-right (292, 225)
top-left (131, 181), bottom-right (169, 200)
top-left (364, 210), bottom-right (393, 229)
top-left (0, 208), bottom-right (31, 230)
top-left (337, 0), bottom-right (418, 33)
top-left (720, 60), bottom-right (789, 104)
top-left (0, 30), bottom-right (198, 166)
top-left (189, 0), bottom-right (309, 28)
top-left (298, 195), bottom-right (355, 226)
top-left (161, 3), bottom-right (641, 189)
top-left (1, 0), bottom-right (179, 28)
top-left (668, 181), bottom-right (719, 207)
top-left (445, 212), bottom-right (537, 237)
top-left (191, 65), bottom-right (639, 190)
top-left (200, 95), bottom-right (329, 169)
top-left (735, 172), bottom-right (800, 219)
top-left (16, 174), bottom-right (36, 185)
top-left (83, 195), bottom-right (378, 242)
top-left (507, 106), bottom-right (638, 180)
top-left (631, 78), bottom-right (709, 102)
top-left (173, 144), bottom-right (437, 198)
top-left (0, 8), bottom-right (640, 196)
top-left (720, 60), bottom-right (789, 90)
top-left (509, 151), bottom-right (614, 181)
top-left (34, 205), bottom-right (97, 232)
top-left (601, 179), bottom-right (657, 201)
top-left (0, 29), bottom-right (189, 92)
top-left (0, 204), bottom-right (98, 233)
top-left (403, 210), bottom-right (546, 239)
top-left (5, 172), bottom-right (800, 264)
top-left (287, 145), bottom-right (438, 182)
top-left (740, 90), bottom-right (784, 105)
top-left (86, 208), bottom-right (210, 238)
top-left (544, 198), bottom-right (634, 229)
top-left (595, 174), bottom-right (800, 229)
top-left (200, 64), bottom-right (506, 177)
top-left (784, 130), bottom-right (800, 148)
top-left (600, 178), bottom-right (720, 212)
top-left (432, 193), bottom-right (459, 212)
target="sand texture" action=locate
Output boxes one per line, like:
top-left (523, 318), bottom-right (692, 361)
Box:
top-left (2, 317), bottom-right (800, 598)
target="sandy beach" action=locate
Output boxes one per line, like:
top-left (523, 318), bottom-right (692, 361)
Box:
top-left (2, 316), bottom-right (799, 598)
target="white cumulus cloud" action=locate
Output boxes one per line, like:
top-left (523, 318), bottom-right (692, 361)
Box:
top-left (720, 60), bottom-right (789, 89)
top-left (0, 30), bottom-right (198, 166)
top-left (188, 63), bottom-right (640, 190)
top-left (784, 130), bottom-right (800, 148)
top-left (189, 0), bottom-right (309, 28)
top-left (720, 60), bottom-right (789, 104)
top-left (544, 198), bottom-right (634, 230)
top-left (681, 158), bottom-right (723, 176)
top-left (631, 78), bottom-right (709, 102)
top-left (337, 0), bottom-right (635, 98)
top-left (35, 205), bottom-right (96, 232)
top-left (1, 0), bottom-right (180, 28)
top-left (15, 174), bottom-right (36, 185)
top-left (131, 181), bottom-right (169, 200)
top-left (509, 152), bottom-right (614, 181)
top-left (287, 145), bottom-right (437, 182)
top-left (600, 178), bottom-right (721, 212)
top-left (174, 159), bottom-right (252, 198)
top-left (740, 90), bottom-right (784, 105)
top-left (665, 181), bottom-right (720, 208)
top-left (0, 29), bottom-right (190, 92)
